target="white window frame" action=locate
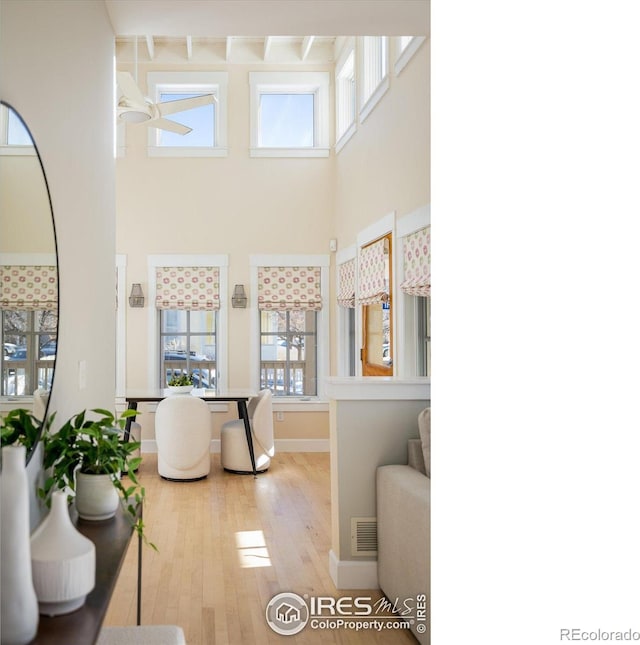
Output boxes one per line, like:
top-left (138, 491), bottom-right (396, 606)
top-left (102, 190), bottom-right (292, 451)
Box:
top-left (359, 36), bottom-right (389, 124)
top-left (395, 204), bottom-right (430, 378)
top-left (147, 255), bottom-right (229, 391)
top-left (394, 36), bottom-right (427, 76)
top-left (249, 72), bottom-right (330, 158)
top-left (335, 38), bottom-right (357, 153)
top-left (146, 71), bottom-right (228, 158)
top-left (0, 104), bottom-right (36, 156)
top-left (250, 254), bottom-right (330, 402)
top-left (335, 245), bottom-right (357, 376)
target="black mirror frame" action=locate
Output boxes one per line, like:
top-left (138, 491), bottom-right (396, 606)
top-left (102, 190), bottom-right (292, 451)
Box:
top-left (0, 101), bottom-right (59, 464)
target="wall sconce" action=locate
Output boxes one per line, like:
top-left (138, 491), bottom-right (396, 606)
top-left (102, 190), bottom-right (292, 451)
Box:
top-left (231, 284), bottom-right (247, 308)
top-left (129, 283), bottom-right (145, 308)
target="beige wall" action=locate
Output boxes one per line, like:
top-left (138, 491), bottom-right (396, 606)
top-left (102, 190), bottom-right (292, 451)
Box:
top-left (0, 155), bottom-right (55, 254)
top-left (117, 62), bottom-right (335, 392)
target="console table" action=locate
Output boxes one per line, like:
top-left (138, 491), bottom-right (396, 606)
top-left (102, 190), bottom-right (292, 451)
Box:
top-left (29, 504), bottom-right (141, 644)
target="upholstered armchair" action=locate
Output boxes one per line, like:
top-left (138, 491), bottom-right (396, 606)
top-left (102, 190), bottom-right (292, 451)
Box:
top-left (220, 389), bottom-right (274, 473)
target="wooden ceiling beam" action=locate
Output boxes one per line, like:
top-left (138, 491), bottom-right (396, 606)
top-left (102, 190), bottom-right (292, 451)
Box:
top-left (301, 36), bottom-right (315, 61)
top-left (263, 36), bottom-right (273, 60)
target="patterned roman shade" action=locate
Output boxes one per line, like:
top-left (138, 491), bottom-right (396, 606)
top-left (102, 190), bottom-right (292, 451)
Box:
top-left (155, 266), bottom-right (220, 310)
top-left (337, 259), bottom-right (355, 308)
top-left (0, 265), bottom-right (58, 311)
top-left (357, 238), bottom-right (388, 305)
top-left (258, 266), bottom-right (322, 310)
top-left (400, 226), bottom-right (430, 297)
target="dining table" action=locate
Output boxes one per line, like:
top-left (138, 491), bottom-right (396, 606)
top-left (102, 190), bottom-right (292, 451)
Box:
top-left (123, 388), bottom-right (259, 477)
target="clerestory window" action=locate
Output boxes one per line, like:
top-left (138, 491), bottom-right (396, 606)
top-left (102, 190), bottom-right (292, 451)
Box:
top-left (146, 71), bottom-right (228, 157)
top-left (359, 37), bottom-right (389, 122)
top-left (249, 72), bottom-right (330, 158)
top-left (335, 41), bottom-right (356, 152)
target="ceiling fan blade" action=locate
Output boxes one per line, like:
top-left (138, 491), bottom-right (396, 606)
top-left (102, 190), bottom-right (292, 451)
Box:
top-left (147, 118), bottom-right (192, 135)
top-left (157, 94), bottom-right (216, 117)
top-left (116, 71), bottom-right (147, 106)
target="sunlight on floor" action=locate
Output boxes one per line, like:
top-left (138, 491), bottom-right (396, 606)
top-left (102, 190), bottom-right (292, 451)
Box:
top-left (235, 529), bottom-right (272, 568)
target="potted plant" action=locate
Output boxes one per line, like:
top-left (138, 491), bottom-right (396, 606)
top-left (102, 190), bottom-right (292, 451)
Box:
top-left (167, 372), bottom-right (194, 394)
top-left (0, 408), bottom-right (47, 457)
top-left (38, 409), bottom-right (155, 550)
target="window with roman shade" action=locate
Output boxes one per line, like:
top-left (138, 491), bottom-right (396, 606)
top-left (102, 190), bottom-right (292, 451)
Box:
top-left (257, 267), bottom-right (322, 311)
top-left (0, 265), bottom-right (58, 310)
top-left (155, 266), bottom-right (220, 389)
top-left (155, 266), bottom-right (220, 311)
top-left (357, 237), bottom-right (389, 305)
top-left (400, 226), bottom-right (430, 298)
top-left (257, 265), bottom-right (322, 397)
top-left (337, 259), bottom-right (356, 308)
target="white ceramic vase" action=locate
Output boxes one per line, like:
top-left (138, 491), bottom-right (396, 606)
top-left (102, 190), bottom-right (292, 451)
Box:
top-left (75, 471), bottom-right (119, 520)
top-left (30, 490), bottom-right (96, 616)
top-left (0, 445), bottom-right (39, 644)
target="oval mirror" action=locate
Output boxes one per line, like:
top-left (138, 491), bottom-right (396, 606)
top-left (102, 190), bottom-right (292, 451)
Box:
top-left (0, 102), bottom-right (58, 464)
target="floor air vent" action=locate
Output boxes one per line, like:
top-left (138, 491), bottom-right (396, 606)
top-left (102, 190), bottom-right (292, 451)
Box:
top-left (351, 517), bottom-right (377, 556)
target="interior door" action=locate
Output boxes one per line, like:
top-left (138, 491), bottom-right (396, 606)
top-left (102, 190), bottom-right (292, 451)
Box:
top-left (361, 233), bottom-right (393, 376)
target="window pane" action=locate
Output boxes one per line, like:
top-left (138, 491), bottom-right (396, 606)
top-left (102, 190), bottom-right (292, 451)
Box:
top-left (189, 310), bottom-right (216, 334)
top-left (7, 110), bottom-right (32, 145)
top-left (35, 310), bottom-right (58, 333)
top-left (160, 310), bottom-right (217, 388)
top-left (261, 310), bottom-right (287, 333)
top-left (158, 92), bottom-right (215, 147)
top-left (259, 309), bottom-right (317, 396)
top-left (161, 310), bottom-right (187, 333)
top-left (259, 94), bottom-right (314, 147)
top-left (163, 334), bottom-right (188, 359)
top-left (2, 311), bottom-right (55, 395)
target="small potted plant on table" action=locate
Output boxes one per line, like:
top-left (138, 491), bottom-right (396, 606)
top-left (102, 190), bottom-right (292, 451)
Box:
top-left (167, 372), bottom-right (194, 394)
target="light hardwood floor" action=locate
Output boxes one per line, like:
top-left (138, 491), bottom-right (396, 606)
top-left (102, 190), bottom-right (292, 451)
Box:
top-left (104, 452), bottom-right (417, 644)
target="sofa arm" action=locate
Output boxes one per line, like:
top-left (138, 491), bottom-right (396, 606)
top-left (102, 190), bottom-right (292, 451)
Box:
top-left (408, 438), bottom-right (427, 475)
top-left (377, 465), bottom-right (430, 644)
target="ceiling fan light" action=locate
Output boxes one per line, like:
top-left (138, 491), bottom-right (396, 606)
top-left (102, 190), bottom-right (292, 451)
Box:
top-left (119, 109), bottom-right (151, 124)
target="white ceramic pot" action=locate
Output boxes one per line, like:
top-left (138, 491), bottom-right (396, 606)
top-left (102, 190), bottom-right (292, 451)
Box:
top-left (167, 385), bottom-right (193, 395)
top-left (75, 472), bottom-right (119, 521)
top-left (30, 491), bottom-right (96, 616)
top-left (0, 445), bottom-right (39, 644)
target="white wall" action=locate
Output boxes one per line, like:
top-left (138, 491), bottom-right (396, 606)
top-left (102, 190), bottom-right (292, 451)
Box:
top-left (0, 0), bottom-right (117, 423)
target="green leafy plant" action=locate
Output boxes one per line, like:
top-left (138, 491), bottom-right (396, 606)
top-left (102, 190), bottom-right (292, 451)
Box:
top-left (39, 408), bottom-right (156, 550)
top-left (0, 408), bottom-right (45, 454)
top-left (167, 373), bottom-right (193, 387)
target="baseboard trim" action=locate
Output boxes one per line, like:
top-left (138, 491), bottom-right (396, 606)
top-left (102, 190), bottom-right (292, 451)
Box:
top-left (141, 438), bottom-right (329, 454)
top-left (275, 438), bottom-right (329, 452)
top-left (329, 549), bottom-right (379, 590)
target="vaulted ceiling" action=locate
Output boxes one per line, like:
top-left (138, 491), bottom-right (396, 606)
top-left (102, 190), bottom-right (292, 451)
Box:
top-left (108, 0), bottom-right (430, 65)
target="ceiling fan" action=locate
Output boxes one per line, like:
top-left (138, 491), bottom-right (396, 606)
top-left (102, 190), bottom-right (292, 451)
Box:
top-left (116, 36), bottom-right (216, 135)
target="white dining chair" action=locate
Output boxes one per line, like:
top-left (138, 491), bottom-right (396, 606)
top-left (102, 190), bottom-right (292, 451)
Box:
top-left (220, 389), bottom-right (275, 473)
top-left (155, 394), bottom-right (211, 480)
